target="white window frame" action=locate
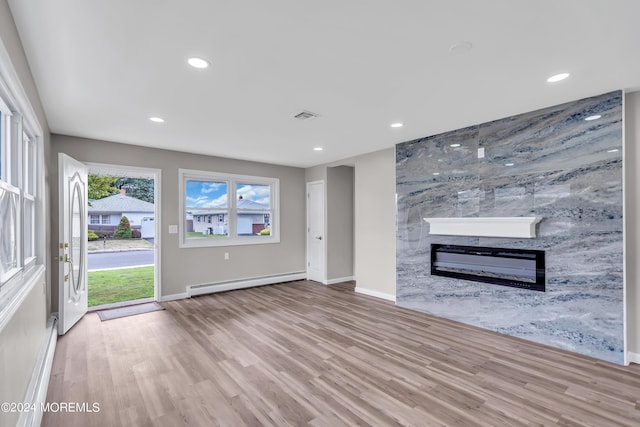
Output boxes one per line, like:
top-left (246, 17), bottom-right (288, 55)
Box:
top-left (0, 179), bottom-right (21, 283)
top-left (179, 169), bottom-right (280, 248)
top-left (0, 38), bottom-right (45, 305)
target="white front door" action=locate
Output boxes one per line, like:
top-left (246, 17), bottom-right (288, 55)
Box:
top-left (307, 181), bottom-right (325, 283)
top-left (58, 153), bottom-right (88, 335)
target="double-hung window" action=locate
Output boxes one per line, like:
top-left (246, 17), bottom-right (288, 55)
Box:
top-left (0, 94), bottom-right (40, 286)
top-left (179, 169), bottom-right (279, 247)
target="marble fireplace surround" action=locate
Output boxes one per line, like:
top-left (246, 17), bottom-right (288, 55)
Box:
top-left (396, 91), bottom-right (625, 365)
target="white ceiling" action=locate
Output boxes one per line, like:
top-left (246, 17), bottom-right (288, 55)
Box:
top-left (8, 0), bottom-right (640, 168)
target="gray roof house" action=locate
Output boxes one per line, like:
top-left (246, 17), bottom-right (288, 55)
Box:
top-left (188, 197), bottom-right (270, 236)
top-left (88, 189), bottom-right (155, 237)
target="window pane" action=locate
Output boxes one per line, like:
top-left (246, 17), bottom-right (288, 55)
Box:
top-left (187, 210), bottom-right (228, 237)
top-left (236, 183), bottom-right (270, 209)
top-left (185, 180), bottom-right (228, 238)
top-left (0, 185), bottom-right (19, 281)
top-left (101, 215), bottom-right (110, 224)
top-left (236, 211), bottom-right (272, 236)
top-left (186, 180), bottom-right (227, 209)
top-left (23, 133), bottom-right (35, 196)
top-left (236, 183), bottom-right (271, 236)
top-left (0, 111), bottom-right (3, 180)
top-left (90, 215), bottom-right (100, 224)
top-left (24, 198), bottom-right (34, 260)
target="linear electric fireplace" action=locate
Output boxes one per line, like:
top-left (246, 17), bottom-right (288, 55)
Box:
top-left (431, 244), bottom-right (545, 291)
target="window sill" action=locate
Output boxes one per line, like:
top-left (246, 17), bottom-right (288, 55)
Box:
top-left (179, 235), bottom-right (280, 248)
top-left (0, 264), bottom-right (45, 334)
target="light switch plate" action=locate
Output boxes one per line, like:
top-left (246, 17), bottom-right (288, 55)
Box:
top-left (168, 225), bottom-right (178, 234)
top-left (478, 147), bottom-right (485, 158)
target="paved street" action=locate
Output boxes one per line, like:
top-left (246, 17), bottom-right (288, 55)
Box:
top-left (88, 250), bottom-right (154, 270)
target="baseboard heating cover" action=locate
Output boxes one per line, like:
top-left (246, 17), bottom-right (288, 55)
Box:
top-left (17, 316), bottom-right (57, 427)
top-left (188, 272), bottom-right (307, 297)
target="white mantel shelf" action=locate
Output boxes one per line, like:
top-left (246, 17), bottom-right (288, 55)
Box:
top-left (423, 217), bottom-right (543, 239)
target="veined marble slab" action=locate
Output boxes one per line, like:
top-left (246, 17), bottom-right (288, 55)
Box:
top-left (396, 91), bottom-right (624, 364)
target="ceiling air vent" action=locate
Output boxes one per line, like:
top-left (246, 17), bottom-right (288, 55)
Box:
top-left (293, 110), bottom-right (320, 121)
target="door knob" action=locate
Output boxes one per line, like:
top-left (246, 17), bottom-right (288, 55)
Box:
top-left (315, 236), bottom-right (322, 240)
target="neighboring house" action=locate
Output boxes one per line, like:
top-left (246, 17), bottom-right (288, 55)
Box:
top-left (88, 188), bottom-right (155, 238)
top-left (190, 197), bottom-right (270, 236)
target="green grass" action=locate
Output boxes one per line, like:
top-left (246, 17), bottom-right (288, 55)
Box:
top-left (88, 266), bottom-right (154, 307)
top-left (186, 231), bottom-right (227, 238)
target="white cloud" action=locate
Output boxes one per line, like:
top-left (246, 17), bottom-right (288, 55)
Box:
top-left (237, 184), bottom-right (270, 206)
top-left (205, 194), bottom-right (227, 208)
top-left (201, 182), bottom-right (225, 194)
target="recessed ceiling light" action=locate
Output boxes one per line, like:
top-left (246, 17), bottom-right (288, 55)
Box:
top-left (432, 172), bottom-right (440, 176)
top-left (547, 72), bottom-right (570, 83)
top-left (585, 114), bottom-right (602, 121)
top-left (313, 147), bottom-right (323, 151)
top-left (390, 122), bottom-right (404, 128)
top-left (187, 57), bottom-right (210, 69)
top-left (607, 149), bottom-right (619, 153)
top-left (149, 117), bottom-right (165, 123)
top-left (450, 143), bottom-right (461, 147)
top-left (505, 163), bottom-right (515, 166)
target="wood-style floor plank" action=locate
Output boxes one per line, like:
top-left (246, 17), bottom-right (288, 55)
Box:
top-left (42, 280), bottom-right (640, 426)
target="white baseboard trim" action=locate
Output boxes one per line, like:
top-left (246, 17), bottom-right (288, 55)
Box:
top-left (324, 276), bottom-right (355, 285)
top-left (628, 351), bottom-right (640, 365)
top-left (17, 315), bottom-right (57, 427)
top-left (159, 292), bottom-right (189, 302)
top-left (355, 287), bottom-right (396, 302)
top-left (188, 272), bottom-right (307, 297)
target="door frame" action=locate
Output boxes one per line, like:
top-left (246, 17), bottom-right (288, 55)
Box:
top-left (85, 162), bottom-right (162, 301)
top-left (306, 180), bottom-right (326, 283)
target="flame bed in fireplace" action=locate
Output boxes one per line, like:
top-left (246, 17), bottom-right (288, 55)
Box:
top-left (430, 244), bottom-right (546, 291)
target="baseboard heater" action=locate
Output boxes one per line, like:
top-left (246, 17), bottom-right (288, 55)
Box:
top-left (188, 272), bottom-right (307, 297)
top-left (431, 244), bottom-right (545, 292)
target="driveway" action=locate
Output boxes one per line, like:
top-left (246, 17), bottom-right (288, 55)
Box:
top-left (88, 250), bottom-right (154, 271)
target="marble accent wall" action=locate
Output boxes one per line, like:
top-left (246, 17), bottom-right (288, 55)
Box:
top-left (396, 91), bottom-right (624, 364)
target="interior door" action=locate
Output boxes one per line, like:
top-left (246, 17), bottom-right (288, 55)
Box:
top-left (307, 181), bottom-right (325, 283)
top-left (58, 153), bottom-right (88, 335)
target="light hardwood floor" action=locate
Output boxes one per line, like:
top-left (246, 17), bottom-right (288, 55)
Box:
top-left (43, 280), bottom-right (640, 426)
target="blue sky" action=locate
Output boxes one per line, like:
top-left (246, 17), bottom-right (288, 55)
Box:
top-left (186, 180), bottom-right (270, 209)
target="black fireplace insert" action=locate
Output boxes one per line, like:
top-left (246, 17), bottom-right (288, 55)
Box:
top-left (431, 244), bottom-right (545, 291)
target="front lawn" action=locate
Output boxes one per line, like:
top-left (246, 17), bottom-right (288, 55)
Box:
top-left (186, 231), bottom-right (227, 238)
top-left (88, 266), bottom-right (154, 307)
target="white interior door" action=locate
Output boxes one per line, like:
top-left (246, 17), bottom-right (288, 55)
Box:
top-left (307, 181), bottom-right (325, 283)
top-left (58, 153), bottom-right (88, 335)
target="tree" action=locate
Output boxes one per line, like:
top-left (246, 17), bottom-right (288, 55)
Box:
top-left (113, 216), bottom-right (132, 239)
top-left (88, 175), bottom-right (118, 200)
top-left (116, 177), bottom-right (154, 203)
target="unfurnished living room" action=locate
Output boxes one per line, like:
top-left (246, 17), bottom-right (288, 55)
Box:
top-left (1, 1), bottom-right (640, 426)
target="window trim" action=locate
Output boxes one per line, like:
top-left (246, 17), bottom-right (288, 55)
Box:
top-left (179, 168), bottom-right (280, 248)
top-left (0, 38), bottom-right (45, 326)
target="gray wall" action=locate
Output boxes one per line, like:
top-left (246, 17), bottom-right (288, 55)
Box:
top-left (305, 151), bottom-right (395, 295)
top-left (0, 1), bottom-right (51, 425)
top-left (326, 166), bottom-right (354, 281)
top-left (626, 91), bottom-right (640, 357)
top-left (51, 134), bottom-right (306, 304)
top-left (354, 149), bottom-right (396, 297)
